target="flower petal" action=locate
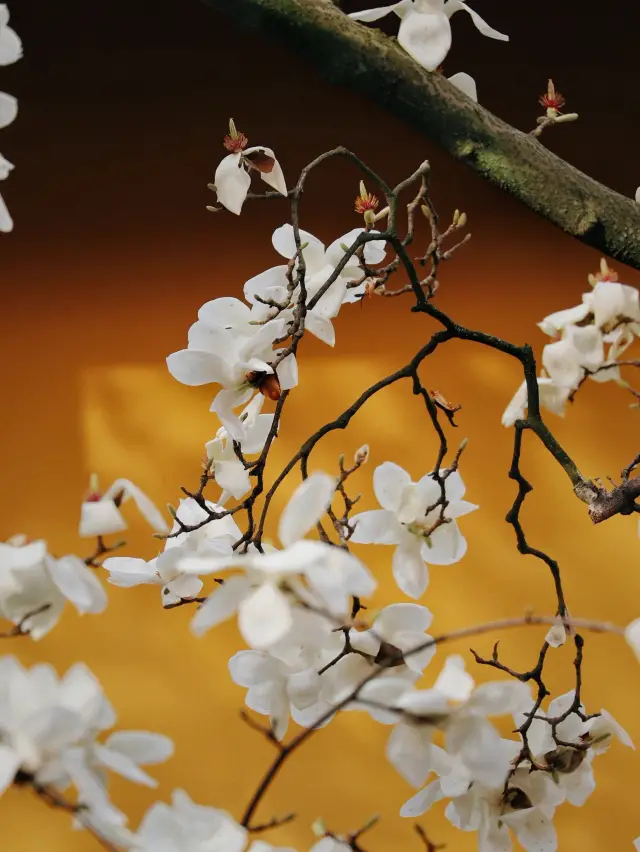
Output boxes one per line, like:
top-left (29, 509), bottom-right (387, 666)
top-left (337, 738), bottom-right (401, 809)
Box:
top-left (166, 349), bottom-right (232, 387)
top-left (47, 555), bottom-right (108, 614)
top-left (0, 91), bottom-right (17, 129)
top-left (214, 153), bottom-right (251, 215)
top-left (349, 0), bottom-right (413, 22)
top-left (103, 479), bottom-right (169, 533)
top-left (445, 0), bottom-right (509, 41)
top-left (79, 500), bottom-right (126, 538)
top-left (278, 472), bottom-right (336, 547)
top-left (238, 584), bottom-right (293, 649)
top-left (190, 574), bottom-right (251, 636)
top-left (448, 72), bottom-right (477, 101)
top-left (398, 8), bottom-right (452, 72)
top-left (104, 731), bottom-right (174, 765)
top-left (392, 540), bottom-right (429, 598)
top-left (373, 461), bottom-right (411, 511)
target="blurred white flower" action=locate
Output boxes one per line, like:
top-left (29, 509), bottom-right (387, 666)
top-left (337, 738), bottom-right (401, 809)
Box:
top-left (350, 462), bottom-right (477, 598)
top-left (79, 476), bottom-right (168, 538)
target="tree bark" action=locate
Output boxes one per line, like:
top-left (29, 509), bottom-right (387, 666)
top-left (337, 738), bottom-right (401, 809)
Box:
top-left (200, 0), bottom-right (640, 271)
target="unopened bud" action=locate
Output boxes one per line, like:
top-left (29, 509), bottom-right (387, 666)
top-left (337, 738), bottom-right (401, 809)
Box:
top-left (166, 504), bottom-right (178, 519)
top-left (361, 815), bottom-right (380, 832)
top-left (554, 112), bottom-right (578, 124)
top-left (452, 208), bottom-right (460, 225)
top-left (363, 208), bottom-right (376, 226)
top-left (311, 818), bottom-right (326, 837)
top-left (457, 211), bottom-right (467, 228)
top-left (354, 444), bottom-right (370, 465)
top-left (338, 453), bottom-right (345, 467)
top-left (228, 118), bottom-right (238, 138)
top-left (152, 532), bottom-right (168, 540)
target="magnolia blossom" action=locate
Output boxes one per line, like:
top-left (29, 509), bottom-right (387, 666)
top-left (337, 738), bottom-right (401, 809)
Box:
top-left (183, 472), bottom-right (376, 649)
top-left (166, 312), bottom-right (297, 441)
top-left (501, 375), bottom-right (571, 427)
top-left (91, 788), bottom-right (296, 852)
top-left (541, 324), bottom-right (604, 390)
top-left (350, 462), bottom-right (477, 598)
top-left (514, 691), bottom-right (633, 807)
top-left (228, 608), bottom-right (337, 739)
top-left (103, 497), bottom-right (241, 607)
top-left (539, 280), bottom-right (640, 338)
top-left (213, 121), bottom-right (286, 215)
top-left (205, 394), bottom-right (275, 503)
top-left (243, 224), bottom-right (387, 346)
top-left (79, 477), bottom-right (168, 538)
top-left (0, 536), bottom-right (107, 638)
top-left (0, 657), bottom-right (173, 827)
top-left (360, 655), bottom-right (530, 789)
top-left (349, 0), bottom-right (507, 73)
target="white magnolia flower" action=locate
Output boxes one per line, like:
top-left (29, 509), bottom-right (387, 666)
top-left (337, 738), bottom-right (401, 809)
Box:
top-left (243, 224), bottom-right (387, 345)
top-left (363, 655), bottom-right (530, 789)
top-left (166, 313), bottom-right (297, 441)
top-left (0, 5), bottom-right (21, 66)
top-left (79, 476), bottom-right (168, 538)
top-left (213, 121), bottom-right (286, 215)
top-left (349, 0), bottom-right (507, 72)
top-left (228, 609), bottom-right (336, 740)
top-left (349, 603), bottom-right (436, 676)
top-left (0, 537), bottom-right (107, 638)
top-left (349, 462), bottom-right (477, 598)
top-left (103, 497), bottom-right (241, 607)
top-left (0, 657), bottom-right (173, 826)
top-left (205, 394), bottom-right (275, 504)
top-left (185, 472), bottom-right (376, 649)
top-left (515, 691), bottom-right (633, 807)
top-left (501, 376), bottom-right (571, 427)
top-left (541, 324), bottom-right (604, 390)
top-left (92, 788), bottom-right (296, 852)
top-left (590, 280), bottom-right (640, 331)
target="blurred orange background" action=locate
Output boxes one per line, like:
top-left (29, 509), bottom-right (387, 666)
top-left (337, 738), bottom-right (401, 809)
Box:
top-left (2, 1), bottom-right (640, 850)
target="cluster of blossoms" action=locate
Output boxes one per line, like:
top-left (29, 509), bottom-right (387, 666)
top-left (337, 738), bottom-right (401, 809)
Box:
top-left (349, 0), bottom-right (509, 102)
top-left (502, 260), bottom-right (640, 429)
top-left (2, 110), bottom-right (640, 851)
top-left (0, 4), bottom-right (21, 231)
top-left (0, 477), bottom-right (167, 637)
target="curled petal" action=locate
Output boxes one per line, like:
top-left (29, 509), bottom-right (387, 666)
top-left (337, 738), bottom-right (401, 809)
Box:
top-left (278, 472), bottom-right (336, 547)
top-left (349, 0), bottom-right (414, 22)
top-left (444, 0), bottom-right (509, 41)
top-left (213, 153), bottom-right (251, 215)
top-left (447, 71), bottom-right (477, 101)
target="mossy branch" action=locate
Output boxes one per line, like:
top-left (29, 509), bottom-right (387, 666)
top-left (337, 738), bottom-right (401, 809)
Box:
top-left (200, 0), bottom-right (640, 271)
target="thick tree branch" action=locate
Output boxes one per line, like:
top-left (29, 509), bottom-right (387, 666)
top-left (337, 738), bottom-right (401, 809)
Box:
top-left (200, 0), bottom-right (640, 270)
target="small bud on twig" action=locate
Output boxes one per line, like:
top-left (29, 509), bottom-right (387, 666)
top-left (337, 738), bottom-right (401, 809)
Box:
top-left (354, 444), bottom-right (370, 465)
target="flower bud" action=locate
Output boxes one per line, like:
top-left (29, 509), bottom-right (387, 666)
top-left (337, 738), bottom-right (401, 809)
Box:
top-left (543, 745), bottom-right (586, 774)
top-left (166, 503), bottom-right (178, 519)
top-left (354, 444), bottom-right (370, 465)
top-left (457, 211), bottom-right (467, 228)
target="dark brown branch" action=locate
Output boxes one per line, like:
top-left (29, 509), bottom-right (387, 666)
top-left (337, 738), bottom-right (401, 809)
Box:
top-left (199, 0), bottom-right (640, 270)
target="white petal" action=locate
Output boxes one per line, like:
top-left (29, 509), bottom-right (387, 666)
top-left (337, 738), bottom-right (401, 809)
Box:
top-left (212, 387), bottom-right (255, 442)
top-left (625, 617), bottom-right (640, 661)
top-left (93, 744), bottom-right (158, 787)
top-left (541, 339), bottom-right (582, 389)
top-left (271, 223), bottom-right (326, 272)
top-left (278, 472), bottom-right (336, 547)
top-left (228, 650), bottom-right (279, 687)
top-left (448, 72), bottom-right (477, 101)
top-left (166, 348), bottom-right (232, 387)
top-left (349, 509), bottom-right (402, 545)
top-left (214, 460), bottom-right (251, 500)
top-left (445, 0), bottom-right (509, 40)
top-left (373, 461), bottom-right (411, 511)
top-left (386, 724), bottom-right (433, 787)
top-left (434, 655), bottom-right (474, 700)
top-left (392, 540), bottom-right (429, 598)
top-left (275, 351), bottom-right (298, 391)
top-left (0, 91), bottom-right (17, 129)
top-left (103, 556), bottom-right (160, 587)
top-left (375, 602), bottom-right (433, 635)
top-left (0, 190), bottom-right (12, 232)
top-left (103, 479), bottom-right (169, 532)
top-left (400, 780), bottom-right (444, 817)
top-left (304, 310), bottom-right (336, 346)
top-left (47, 555), bottom-right (108, 614)
top-left (238, 584), bottom-right (293, 649)
top-left (104, 731), bottom-right (174, 765)
top-left (538, 302), bottom-right (592, 336)
top-left (198, 296), bottom-right (252, 329)
top-left (258, 154), bottom-right (287, 196)
top-left (0, 22), bottom-right (22, 66)
top-left (349, 0), bottom-right (414, 22)
top-left (79, 500), bottom-right (126, 538)
top-left (421, 521), bottom-right (467, 565)
top-left (165, 574), bottom-right (203, 602)
top-left (500, 809), bottom-right (557, 852)
top-left (243, 265), bottom-right (289, 304)
top-left (0, 745), bottom-right (20, 796)
top-left (214, 153), bottom-right (251, 215)
top-left (398, 9), bottom-right (452, 72)
top-left (190, 574), bottom-right (251, 636)
top-left (467, 680), bottom-right (532, 716)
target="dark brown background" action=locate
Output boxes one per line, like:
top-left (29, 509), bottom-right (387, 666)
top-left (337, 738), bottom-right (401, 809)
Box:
top-left (1, 2), bottom-right (640, 850)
